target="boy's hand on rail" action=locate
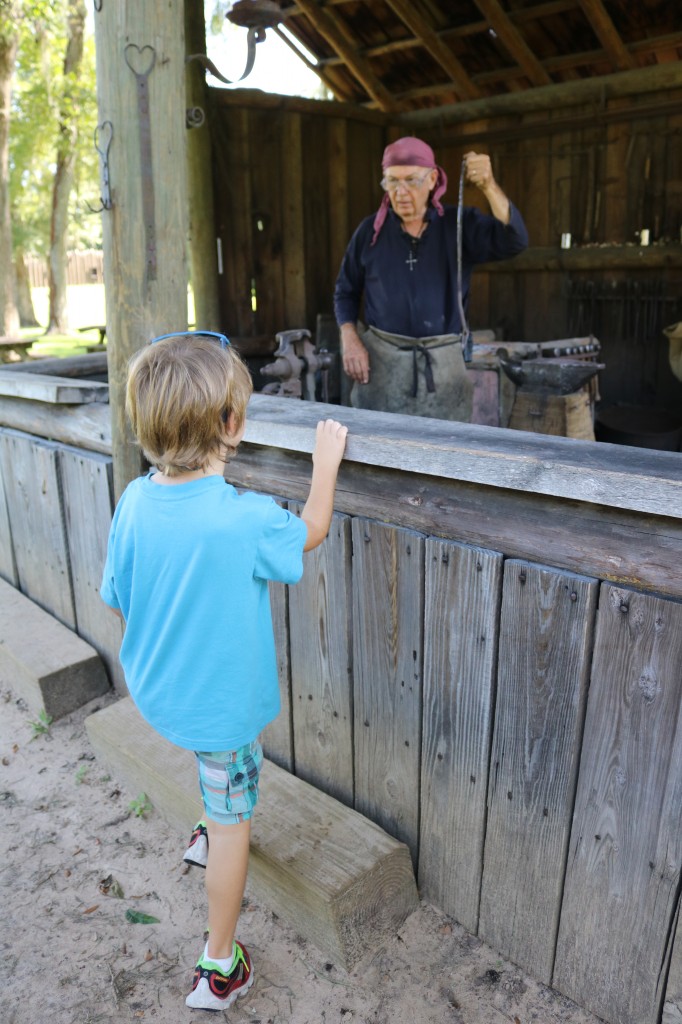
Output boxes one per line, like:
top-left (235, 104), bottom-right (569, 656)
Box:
top-left (312, 418), bottom-right (348, 472)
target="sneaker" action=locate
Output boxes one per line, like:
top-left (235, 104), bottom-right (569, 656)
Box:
top-left (185, 941), bottom-right (254, 1011)
top-left (183, 821), bottom-right (208, 868)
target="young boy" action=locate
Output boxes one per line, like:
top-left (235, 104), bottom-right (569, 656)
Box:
top-left (100, 331), bottom-right (348, 1012)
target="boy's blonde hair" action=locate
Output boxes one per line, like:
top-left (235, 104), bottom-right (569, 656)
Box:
top-left (126, 334), bottom-right (253, 476)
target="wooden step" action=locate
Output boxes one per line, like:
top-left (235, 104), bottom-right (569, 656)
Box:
top-left (0, 578), bottom-right (110, 720)
top-left (85, 696), bottom-right (419, 970)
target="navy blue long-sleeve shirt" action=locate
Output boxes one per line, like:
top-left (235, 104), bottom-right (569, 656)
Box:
top-left (334, 202), bottom-right (528, 338)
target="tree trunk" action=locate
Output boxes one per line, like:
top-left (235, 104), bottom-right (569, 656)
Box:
top-left (0, 16), bottom-right (20, 336)
top-left (46, 0), bottom-right (86, 334)
top-left (14, 248), bottom-right (40, 327)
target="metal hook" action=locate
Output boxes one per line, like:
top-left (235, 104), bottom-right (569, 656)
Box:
top-left (186, 26), bottom-right (264, 84)
top-left (86, 120), bottom-right (113, 213)
top-left (94, 0), bottom-right (102, 10)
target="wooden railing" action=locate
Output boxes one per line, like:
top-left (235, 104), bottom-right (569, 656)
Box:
top-left (0, 388), bottom-right (681, 1024)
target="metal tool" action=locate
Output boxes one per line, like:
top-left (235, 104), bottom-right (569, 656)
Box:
top-left (124, 43), bottom-right (157, 283)
top-left (261, 329), bottom-right (334, 400)
top-left (456, 160), bottom-right (473, 362)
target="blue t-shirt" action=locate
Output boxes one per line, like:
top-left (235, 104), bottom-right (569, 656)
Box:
top-left (334, 202), bottom-right (528, 337)
top-left (100, 473), bottom-right (308, 751)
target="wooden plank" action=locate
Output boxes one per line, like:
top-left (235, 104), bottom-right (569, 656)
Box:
top-left (0, 577), bottom-right (109, 720)
top-left (93, 0), bottom-right (188, 500)
top-left (239, 395), bottom-right (682, 520)
top-left (86, 696), bottom-right (419, 971)
top-left (0, 353), bottom-right (108, 378)
top-left (401, 62), bottom-right (682, 124)
top-left (327, 118), bottom-right (350, 297)
top-left (419, 539), bottom-right (503, 933)
top-left (259, 498), bottom-right (293, 771)
top-left (478, 560), bottom-right (598, 983)
top-left (663, 916), bottom-right (682, 1024)
top-left (0, 371), bottom-right (109, 404)
top-left (59, 447), bottom-right (125, 692)
top-left (248, 108), bottom-right (285, 337)
top-left (553, 585), bottom-right (682, 1024)
top-left (229, 441), bottom-right (682, 599)
top-left (351, 518), bottom-right (424, 863)
top-left (261, 577), bottom-right (293, 771)
top-left (281, 113), bottom-right (307, 328)
top-left (0, 396), bottom-right (111, 455)
top-left (289, 509), bottom-right (353, 806)
top-left (0, 429), bottom-right (76, 627)
top-left (213, 106), bottom-right (254, 335)
top-left (0, 450), bottom-right (17, 585)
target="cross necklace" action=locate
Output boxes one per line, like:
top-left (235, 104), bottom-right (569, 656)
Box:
top-left (404, 220), bottom-right (427, 271)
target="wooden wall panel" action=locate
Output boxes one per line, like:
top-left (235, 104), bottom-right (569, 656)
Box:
top-left (419, 539), bottom-right (503, 933)
top-left (261, 578), bottom-right (293, 771)
top-left (478, 560), bottom-right (598, 984)
top-left (554, 585), bottom-right (682, 1024)
top-left (0, 430), bottom-right (75, 628)
top-left (0, 450), bottom-right (17, 585)
top-left (289, 510), bottom-right (353, 806)
top-left (249, 108), bottom-right (285, 337)
top-left (214, 107), bottom-right (254, 336)
top-left (351, 518), bottom-right (424, 863)
top-left (281, 113), bottom-right (307, 329)
top-left (59, 448), bottom-right (124, 691)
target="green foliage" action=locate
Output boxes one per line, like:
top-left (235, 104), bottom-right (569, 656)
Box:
top-left (29, 708), bottom-right (53, 738)
top-left (9, 0), bottom-right (100, 256)
top-left (125, 908), bottom-right (160, 925)
top-left (128, 792), bottom-right (153, 818)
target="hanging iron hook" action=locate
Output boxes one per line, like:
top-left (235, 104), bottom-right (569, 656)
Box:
top-left (86, 120), bottom-right (113, 213)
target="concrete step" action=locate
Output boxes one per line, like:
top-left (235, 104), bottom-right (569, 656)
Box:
top-left (86, 696), bottom-right (418, 970)
top-left (0, 578), bottom-right (109, 720)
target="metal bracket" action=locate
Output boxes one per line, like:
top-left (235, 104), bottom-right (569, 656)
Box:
top-left (86, 120), bottom-right (113, 213)
top-left (124, 43), bottom-right (157, 283)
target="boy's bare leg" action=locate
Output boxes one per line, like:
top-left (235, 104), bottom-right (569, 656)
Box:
top-left (204, 817), bottom-right (251, 960)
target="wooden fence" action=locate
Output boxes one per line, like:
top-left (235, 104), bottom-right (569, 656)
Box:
top-left (0, 385), bottom-right (681, 1024)
top-left (24, 250), bottom-right (104, 289)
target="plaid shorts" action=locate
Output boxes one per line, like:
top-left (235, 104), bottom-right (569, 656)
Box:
top-left (194, 740), bottom-right (263, 825)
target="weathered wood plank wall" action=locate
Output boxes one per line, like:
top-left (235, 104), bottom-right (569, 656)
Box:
top-left (210, 88), bottom-right (682, 414)
top-left (1, 408), bottom-right (680, 1024)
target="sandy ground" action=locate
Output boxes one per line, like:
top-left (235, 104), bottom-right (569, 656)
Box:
top-left (0, 688), bottom-right (605, 1024)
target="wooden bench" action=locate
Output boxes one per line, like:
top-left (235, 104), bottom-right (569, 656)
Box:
top-left (86, 696), bottom-right (419, 969)
top-left (0, 578), bottom-right (110, 720)
top-left (0, 337), bottom-right (35, 363)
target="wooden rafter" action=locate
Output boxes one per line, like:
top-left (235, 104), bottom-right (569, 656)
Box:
top-left (472, 0), bottom-right (552, 87)
top-left (290, 0), bottom-right (398, 111)
top-left (383, 0), bottom-right (481, 101)
top-left (272, 25), bottom-right (352, 102)
top-left (576, 0), bottom-right (635, 71)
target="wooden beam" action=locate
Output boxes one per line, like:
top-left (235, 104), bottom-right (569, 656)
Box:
top-left (185, 0), bottom-right (221, 330)
top-left (400, 62), bottom-right (682, 124)
top-left (93, 0), bottom-right (189, 500)
top-left (472, 0), bottom-right (552, 86)
top-left (272, 24), bottom-right (349, 101)
top-left (576, 0), bottom-right (635, 72)
top-left (383, 0), bottom-right (481, 101)
top-left (290, 0), bottom-right (398, 111)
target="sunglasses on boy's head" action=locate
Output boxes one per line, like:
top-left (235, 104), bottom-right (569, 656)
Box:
top-left (150, 330), bottom-right (231, 348)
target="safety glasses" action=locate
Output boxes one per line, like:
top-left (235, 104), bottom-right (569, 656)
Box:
top-left (150, 330), bottom-right (231, 348)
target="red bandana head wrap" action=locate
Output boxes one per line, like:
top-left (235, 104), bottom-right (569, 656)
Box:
top-left (371, 137), bottom-right (448, 245)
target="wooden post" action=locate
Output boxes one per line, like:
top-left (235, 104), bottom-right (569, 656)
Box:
top-left (185, 0), bottom-right (220, 331)
top-left (93, 1), bottom-right (189, 499)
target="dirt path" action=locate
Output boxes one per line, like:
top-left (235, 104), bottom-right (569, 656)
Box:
top-left (0, 688), bottom-right (604, 1024)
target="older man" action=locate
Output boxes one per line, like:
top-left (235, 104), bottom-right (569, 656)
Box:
top-left (333, 136), bottom-right (528, 419)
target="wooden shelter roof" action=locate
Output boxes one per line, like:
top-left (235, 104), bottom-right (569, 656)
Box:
top-left (272, 0), bottom-right (681, 114)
